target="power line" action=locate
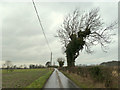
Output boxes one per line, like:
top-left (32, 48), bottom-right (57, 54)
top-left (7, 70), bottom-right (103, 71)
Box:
top-left (32, 0), bottom-right (52, 53)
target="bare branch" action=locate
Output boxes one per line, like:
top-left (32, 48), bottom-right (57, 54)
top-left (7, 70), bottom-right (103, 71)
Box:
top-left (56, 8), bottom-right (117, 66)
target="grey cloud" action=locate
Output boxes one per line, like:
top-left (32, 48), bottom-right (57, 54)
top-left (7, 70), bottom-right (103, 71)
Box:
top-left (1, 2), bottom-right (118, 66)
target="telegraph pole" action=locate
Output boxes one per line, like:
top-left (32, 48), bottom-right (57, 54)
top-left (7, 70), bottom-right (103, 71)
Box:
top-left (50, 52), bottom-right (52, 66)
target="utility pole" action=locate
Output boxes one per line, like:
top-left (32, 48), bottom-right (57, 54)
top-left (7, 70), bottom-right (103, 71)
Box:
top-left (50, 52), bottom-right (52, 66)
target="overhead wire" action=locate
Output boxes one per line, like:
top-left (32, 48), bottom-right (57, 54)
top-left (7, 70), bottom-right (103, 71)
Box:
top-left (32, 0), bottom-right (52, 53)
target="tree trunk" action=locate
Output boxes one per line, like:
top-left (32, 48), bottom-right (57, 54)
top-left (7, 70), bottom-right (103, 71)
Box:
top-left (67, 57), bottom-right (75, 67)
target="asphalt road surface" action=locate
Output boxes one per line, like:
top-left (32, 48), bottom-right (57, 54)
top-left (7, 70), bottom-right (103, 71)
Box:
top-left (44, 68), bottom-right (79, 88)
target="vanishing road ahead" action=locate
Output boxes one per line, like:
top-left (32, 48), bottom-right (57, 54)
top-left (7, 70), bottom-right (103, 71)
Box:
top-left (44, 68), bottom-right (79, 88)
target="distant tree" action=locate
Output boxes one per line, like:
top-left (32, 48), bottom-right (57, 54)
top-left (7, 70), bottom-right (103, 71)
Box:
top-left (2, 64), bottom-right (6, 69)
top-left (29, 64), bottom-right (35, 69)
top-left (29, 64), bottom-right (32, 69)
top-left (45, 62), bottom-right (51, 67)
top-left (13, 65), bottom-right (17, 69)
top-left (57, 8), bottom-right (117, 67)
top-left (4, 60), bottom-right (12, 69)
top-left (35, 64), bottom-right (38, 68)
top-left (57, 57), bottom-right (65, 67)
top-left (19, 65), bottom-right (24, 69)
top-left (23, 64), bottom-right (27, 69)
top-left (32, 65), bottom-right (35, 68)
top-left (38, 64), bottom-right (44, 68)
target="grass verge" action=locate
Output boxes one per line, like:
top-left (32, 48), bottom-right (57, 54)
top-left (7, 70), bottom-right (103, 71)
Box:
top-left (61, 71), bottom-right (95, 88)
top-left (60, 66), bottom-right (119, 88)
top-left (26, 70), bottom-right (53, 88)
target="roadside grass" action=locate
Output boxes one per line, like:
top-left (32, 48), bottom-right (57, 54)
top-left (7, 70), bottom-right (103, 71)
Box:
top-left (60, 66), bottom-right (119, 88)
top-left (26, 70), bottom-right (53, 88)
top-left (2, 68), bottom-right (53, 88)
top-left (61, 71), bottom-right (105, 88)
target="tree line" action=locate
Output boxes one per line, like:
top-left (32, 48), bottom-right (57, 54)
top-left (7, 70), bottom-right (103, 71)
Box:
top-left (1, 61), bottom-right (45, 69)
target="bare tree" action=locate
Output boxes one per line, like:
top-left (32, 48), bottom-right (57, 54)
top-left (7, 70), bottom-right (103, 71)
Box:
top-left (2, 64), bottom-right (6, 69)
top-left (57, 57), bottom-right (65, 67)
top-left (45, 62), bottom-right (51, 67)
top-left (57, 8), bottom-right (117, 67)
top-left (13, 65), bottom-right (17, 69)
top-left (4, 60), bottom-right (12, 69)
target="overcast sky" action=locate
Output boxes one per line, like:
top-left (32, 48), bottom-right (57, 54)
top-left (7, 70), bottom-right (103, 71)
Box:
top-left (0, 1), bottom-right (118, 66)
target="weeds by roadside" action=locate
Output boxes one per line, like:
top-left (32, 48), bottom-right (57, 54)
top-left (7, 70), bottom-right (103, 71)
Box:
top-left (59, 66), bottom-right (118, 88)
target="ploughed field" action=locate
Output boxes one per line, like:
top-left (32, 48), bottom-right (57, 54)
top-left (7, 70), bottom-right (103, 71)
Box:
top-left (2, 68), bottom-right (53, 88)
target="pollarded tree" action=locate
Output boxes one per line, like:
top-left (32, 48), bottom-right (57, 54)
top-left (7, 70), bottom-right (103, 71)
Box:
top-left (57, 8), bottom-right (117, 67)
top-left (57, 57), bottom-right (65, 67)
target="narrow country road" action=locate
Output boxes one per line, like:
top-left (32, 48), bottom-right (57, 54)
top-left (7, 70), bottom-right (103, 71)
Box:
top-left (44, 68), bottom-right (79, 88)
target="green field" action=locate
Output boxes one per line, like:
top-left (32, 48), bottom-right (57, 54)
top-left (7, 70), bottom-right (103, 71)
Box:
top-left (2, 68), bottom-right (53, 88)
